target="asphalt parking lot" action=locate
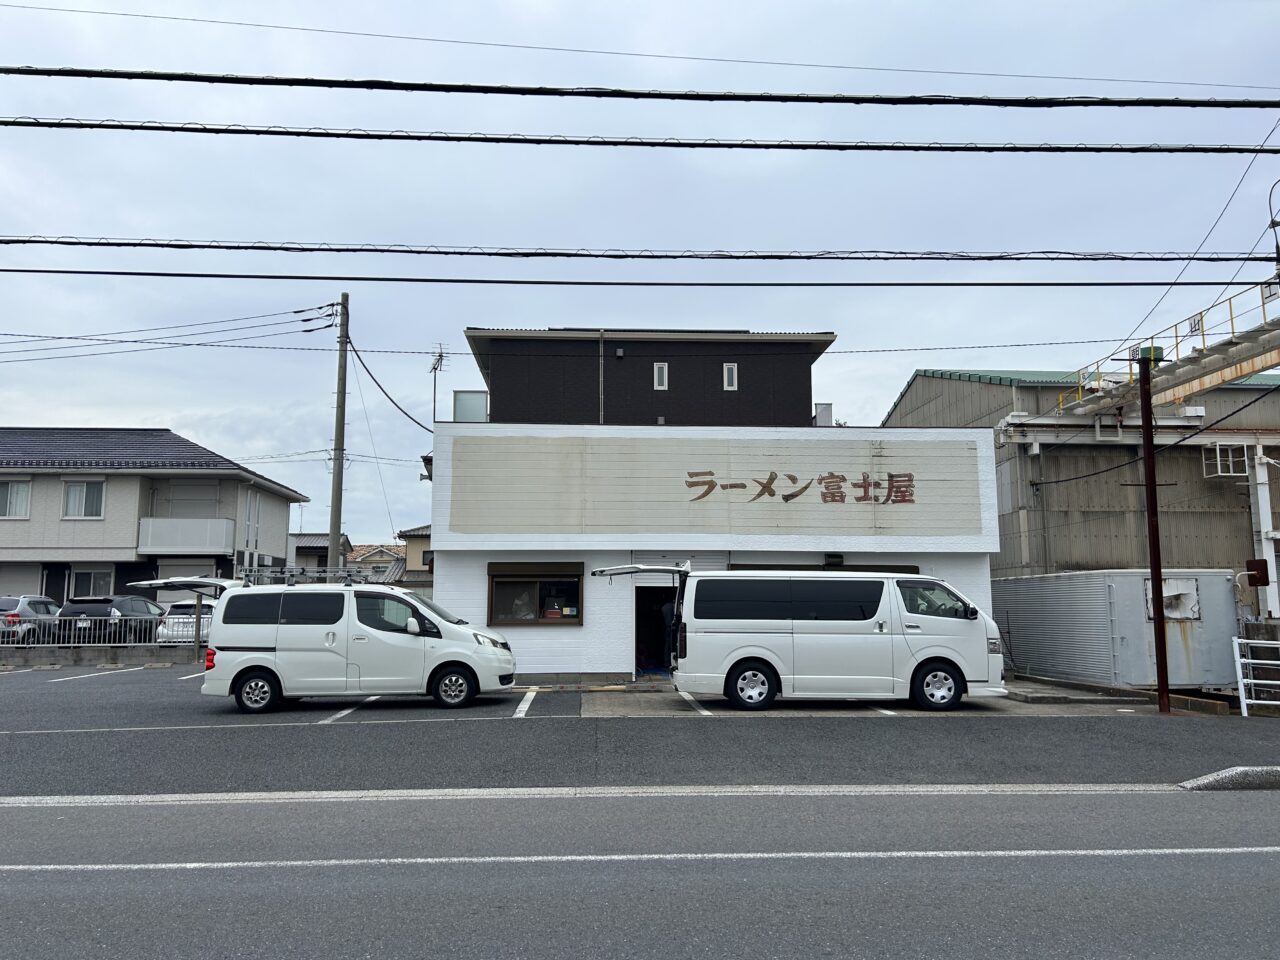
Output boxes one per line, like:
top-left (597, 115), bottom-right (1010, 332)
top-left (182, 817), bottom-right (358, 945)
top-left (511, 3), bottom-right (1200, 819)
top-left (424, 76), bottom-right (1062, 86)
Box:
top-left (0, 662), bottom-right (1165, 733)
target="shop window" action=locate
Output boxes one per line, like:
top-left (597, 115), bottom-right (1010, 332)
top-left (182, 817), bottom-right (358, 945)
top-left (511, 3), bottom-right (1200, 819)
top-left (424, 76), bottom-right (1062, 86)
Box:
top-left (488, 562), bottom-right (584, 626)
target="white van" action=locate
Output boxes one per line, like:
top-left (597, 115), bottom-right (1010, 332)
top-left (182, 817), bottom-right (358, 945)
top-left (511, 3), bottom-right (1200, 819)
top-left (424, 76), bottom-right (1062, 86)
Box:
top-left (131, 579), bottom-right (516, 712)
top-left (593, 565), bottom-right (1006, 711)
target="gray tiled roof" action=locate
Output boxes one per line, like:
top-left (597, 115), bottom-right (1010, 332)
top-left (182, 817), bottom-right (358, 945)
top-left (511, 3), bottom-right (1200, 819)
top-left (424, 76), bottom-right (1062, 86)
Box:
top-left (0, 427), bottom-right (307, 500)
top-left (397, 523), bottom-right (431, 537)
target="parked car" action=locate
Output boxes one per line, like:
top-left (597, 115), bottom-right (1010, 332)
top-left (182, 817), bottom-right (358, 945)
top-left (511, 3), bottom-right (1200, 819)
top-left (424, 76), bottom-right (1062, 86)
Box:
top-left (156, 600), bottom-right (213, 643)
top-left (593, 564), bottom-right (1008, 712)
top-left (56, 595), bottom-right (165, 644)
top-left (130, 577), bottom-right (517, 713)
top-left (0, 596), bottom-right (60, 644)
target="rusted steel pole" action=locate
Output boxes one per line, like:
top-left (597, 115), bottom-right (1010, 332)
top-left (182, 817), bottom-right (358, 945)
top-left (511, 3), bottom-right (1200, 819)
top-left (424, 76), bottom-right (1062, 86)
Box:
top-left (1138, 353), bottom-right (1172, 714)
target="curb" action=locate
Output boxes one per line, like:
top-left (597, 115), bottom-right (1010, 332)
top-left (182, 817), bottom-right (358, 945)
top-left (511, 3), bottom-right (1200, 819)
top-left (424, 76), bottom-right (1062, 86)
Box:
top-left (1180, 766), bottom-right (1280, 791)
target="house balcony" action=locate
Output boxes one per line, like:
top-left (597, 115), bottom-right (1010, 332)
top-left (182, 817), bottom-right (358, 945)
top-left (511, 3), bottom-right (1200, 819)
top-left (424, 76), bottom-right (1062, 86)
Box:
top-left (138, 518), bottom-right (235, 556)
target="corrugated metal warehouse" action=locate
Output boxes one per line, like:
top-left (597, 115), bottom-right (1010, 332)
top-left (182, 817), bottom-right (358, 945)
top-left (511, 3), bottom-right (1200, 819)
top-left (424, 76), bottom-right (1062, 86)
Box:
top-left (881, 370), bottom-right (1280, 611)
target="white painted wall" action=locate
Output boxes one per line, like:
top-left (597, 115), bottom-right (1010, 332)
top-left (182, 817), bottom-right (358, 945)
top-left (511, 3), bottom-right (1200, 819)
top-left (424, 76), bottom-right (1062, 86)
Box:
top-left (434, 550), bottom-right (633, 674)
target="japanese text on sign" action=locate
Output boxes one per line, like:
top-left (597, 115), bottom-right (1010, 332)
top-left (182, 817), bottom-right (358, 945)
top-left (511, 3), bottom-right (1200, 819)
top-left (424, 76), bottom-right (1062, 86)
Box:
top-left (686, 470), bottom-right (916, 505)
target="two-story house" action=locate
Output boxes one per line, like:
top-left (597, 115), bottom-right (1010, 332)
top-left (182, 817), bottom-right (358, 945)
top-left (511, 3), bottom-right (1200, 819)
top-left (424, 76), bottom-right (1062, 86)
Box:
top-left (397, 523), bottom-right (433, 595)
top-left (431, 328), bottom-right (999, 681)
top-left (0, 427), bottom-right (307, 603)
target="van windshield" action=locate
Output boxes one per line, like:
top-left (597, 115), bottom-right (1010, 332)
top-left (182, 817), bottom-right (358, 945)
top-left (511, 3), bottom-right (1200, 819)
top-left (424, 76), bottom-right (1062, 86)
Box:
top-left (408, 592), bottom-right (467, 625)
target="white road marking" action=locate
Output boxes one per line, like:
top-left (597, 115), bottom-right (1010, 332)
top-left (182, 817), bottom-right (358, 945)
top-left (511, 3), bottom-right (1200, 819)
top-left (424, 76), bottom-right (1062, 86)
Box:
top-left (678, 691), bottom-right (713, 716)
top-left (4, 845), bottom-right (1277, 873)
top-left (0, 782), bottom-right (1182, 808)
top-left (0, 668), bottom-right (35, 676)
top-left (178, 671), bottom-right (206, 680)
top-left (1116, 708), bottom-right (1136, 713)
top-left (47, 666), bottom-right (147, 683)
top-left (317, 696), bottom-right (379, 724)
top-left (512, 689), bottom-right (538, 718)
top-left (872, 707), bottom-right (897, 716)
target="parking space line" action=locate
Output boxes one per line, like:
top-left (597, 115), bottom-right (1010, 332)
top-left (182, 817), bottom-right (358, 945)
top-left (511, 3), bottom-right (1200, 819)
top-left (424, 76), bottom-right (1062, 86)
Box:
top-left (0, 668), bottom-right (35, 676)
top-left (47, 666), bottom-right (147, 683)
top-left (872, 707), bottom-right (898, 716)
top-left (678, 691), bottom-right (714, 716)
top-left (512, 689), bottom-right (538, 718)
top-left (317, 696), bottom-right (379, 724)
top-left (177, 672), bottom-right (206, 680)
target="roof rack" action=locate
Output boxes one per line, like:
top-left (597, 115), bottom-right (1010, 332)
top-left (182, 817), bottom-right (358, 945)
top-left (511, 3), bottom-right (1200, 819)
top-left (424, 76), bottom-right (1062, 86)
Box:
top-left (238, 566), bottom-right (365, 587)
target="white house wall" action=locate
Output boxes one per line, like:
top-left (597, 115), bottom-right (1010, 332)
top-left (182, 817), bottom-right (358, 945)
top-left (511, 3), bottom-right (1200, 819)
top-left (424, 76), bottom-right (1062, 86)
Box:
top-left (0, 475), bottom-right (142, 562)
top-left (433, 423), bottom-right (998, 554)
top-left (434, 550), bottom-right (634, 675)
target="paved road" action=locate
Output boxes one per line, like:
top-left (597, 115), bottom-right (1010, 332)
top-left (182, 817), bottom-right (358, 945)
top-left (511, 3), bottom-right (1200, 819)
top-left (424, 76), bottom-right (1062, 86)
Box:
top-left (1, 666), bottom-right (1278, 795)
top-left (2, 789), bottom-right (1277, 959)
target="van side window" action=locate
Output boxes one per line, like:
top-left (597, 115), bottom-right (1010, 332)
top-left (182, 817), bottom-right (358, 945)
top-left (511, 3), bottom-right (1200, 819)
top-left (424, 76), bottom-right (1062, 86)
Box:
top-left (356, 594), bottom-right (419, 634)
top-left (222, 592), bottom-right (283, 625)
top-left (280, 592), bottom-right (345, 626)
top-left (792, 580), bottom-right (885, 621)
top-left (898, 581), bottom-right (967, 619)
top-left (693, 579), bottom-right (791, 620)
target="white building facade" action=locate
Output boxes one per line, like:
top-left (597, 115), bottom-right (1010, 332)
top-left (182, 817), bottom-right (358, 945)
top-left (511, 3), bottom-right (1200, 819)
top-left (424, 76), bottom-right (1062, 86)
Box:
top-left (432, 421), bottom-right (999, 680)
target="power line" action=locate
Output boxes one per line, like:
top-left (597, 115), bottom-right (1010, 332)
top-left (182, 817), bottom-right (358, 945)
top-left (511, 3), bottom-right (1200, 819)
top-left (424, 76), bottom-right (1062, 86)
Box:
top-left (0, 321), bottom-right (333, 365)
top-left (1, 235), bottom-right (1273, 263)
top-left (1, 4), bottom-right (1276, 92)
top-left (0, 266), bottom-right (1267, 287)
top-left (350, 358), bottom-right (398, 538)
top-left (9, 65), bottom-right (1280, 109)
top-left (0, 312), bottom-right (331, 356)
top-left (0, 303), bottom-right (332, 347)
top-left (347, 340), bottom-right (434, 434)
top-left (1108, 114), bottom-right (1280, 360)
top-left (1031, 381), bottom-right (1280, 488)
top-left (6, 117), bottom-right (1280, 154)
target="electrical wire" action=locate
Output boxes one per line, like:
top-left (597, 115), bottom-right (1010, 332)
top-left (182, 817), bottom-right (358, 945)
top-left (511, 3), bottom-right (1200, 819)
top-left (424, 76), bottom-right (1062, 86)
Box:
top-left (6, 117), bottom-right (1280, 154)
top-left (1, 4), bottom-right (1276, 92)
top-left (347, 339), bottom-right (434, 433)
top-left (350, 357), bottom-right (399, 538)
top-left (0, 312), bottom-right (331, 356)
top-left (0, 303), bottom-right (332, 347)
top-left (1031, 381), bottom-right (1280, 488)
top-left (1107, 114), bottom-right (1280, 361)
top-left (0, 321), bottom-right (333, 365)
top-left (9, 65), bottom-right (1280, 108)
top-left (1, 236), bottom-right (1273, 262)
top-left (0, 266), bottom-right (1267, 287)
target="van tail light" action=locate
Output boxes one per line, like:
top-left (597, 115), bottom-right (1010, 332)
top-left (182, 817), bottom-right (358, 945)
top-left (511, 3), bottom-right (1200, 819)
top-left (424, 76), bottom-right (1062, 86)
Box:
top-left (677, 622), bottom-right (687, 660)
top-left (205, 648), bottom-right (216, 671)
top-left (3, 612), bottom-right (19, 626)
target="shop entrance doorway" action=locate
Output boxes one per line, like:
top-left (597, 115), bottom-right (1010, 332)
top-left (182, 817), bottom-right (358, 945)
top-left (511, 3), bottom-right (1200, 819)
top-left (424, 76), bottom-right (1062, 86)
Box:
top-left (635, 585), bottom-right (677, 676)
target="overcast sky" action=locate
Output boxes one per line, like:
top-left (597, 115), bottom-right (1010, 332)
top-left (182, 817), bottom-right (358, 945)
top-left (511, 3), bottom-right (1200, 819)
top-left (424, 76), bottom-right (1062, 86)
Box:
top-left (1, 0), bottom-right (1278, 542)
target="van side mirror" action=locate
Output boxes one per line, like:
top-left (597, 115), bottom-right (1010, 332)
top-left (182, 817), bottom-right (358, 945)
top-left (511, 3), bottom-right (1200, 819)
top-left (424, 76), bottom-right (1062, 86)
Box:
top-left (966, 604), bottom-right (979, 620)
top-left (406, 618), bottom-right (421, 635)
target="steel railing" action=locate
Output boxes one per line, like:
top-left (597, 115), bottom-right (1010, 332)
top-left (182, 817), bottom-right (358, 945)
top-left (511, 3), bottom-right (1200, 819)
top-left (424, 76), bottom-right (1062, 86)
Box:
top-left (1232, 636), bottom-right (1280, 716)
top-left (0, 615), bottom-right (196, 646)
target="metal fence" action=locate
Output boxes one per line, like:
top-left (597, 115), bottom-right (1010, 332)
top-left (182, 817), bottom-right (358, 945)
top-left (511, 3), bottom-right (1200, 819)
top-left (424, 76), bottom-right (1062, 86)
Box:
top-left (0, 616), bottom-right (201, 646)
top-left (1233, 636), bottom-right (1280, 716)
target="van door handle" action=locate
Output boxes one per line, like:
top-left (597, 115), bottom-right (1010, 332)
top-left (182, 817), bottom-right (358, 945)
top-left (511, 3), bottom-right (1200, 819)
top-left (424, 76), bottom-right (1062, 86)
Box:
top-left (324, 631), bottom-right (336, 646)
top-left (875, 620), bottom-right (886, 633)
top-left (352, 635), bottom-right (369, 643)
top-left (904, 623), bottom-right (922, 631)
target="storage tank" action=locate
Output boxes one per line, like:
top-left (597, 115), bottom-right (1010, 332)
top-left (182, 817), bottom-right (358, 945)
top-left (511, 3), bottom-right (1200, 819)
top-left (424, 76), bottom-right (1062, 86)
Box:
top-left (991, 569), bottom-right (1237, 689)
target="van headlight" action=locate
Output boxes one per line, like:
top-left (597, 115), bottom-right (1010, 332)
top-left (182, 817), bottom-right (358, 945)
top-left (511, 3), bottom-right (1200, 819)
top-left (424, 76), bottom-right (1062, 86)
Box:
top-left (473, 632), bottom-right (511, 651)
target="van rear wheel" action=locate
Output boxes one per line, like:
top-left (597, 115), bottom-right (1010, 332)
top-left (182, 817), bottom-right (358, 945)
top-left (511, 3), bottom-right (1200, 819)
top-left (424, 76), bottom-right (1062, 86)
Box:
top-left (234, 670), bottom-right (281, 714)
top-left (725, 660), bottom-right (778, 711)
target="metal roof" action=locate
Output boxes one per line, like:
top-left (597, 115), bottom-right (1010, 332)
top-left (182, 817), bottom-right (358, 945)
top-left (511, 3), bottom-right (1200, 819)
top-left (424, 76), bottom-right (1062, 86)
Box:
top-left (0, 427), bottom-right (307, 501)
top-left (910, 369), bottom-right (1280, 388)
top-left (290, 532), bottom-right (353, 553)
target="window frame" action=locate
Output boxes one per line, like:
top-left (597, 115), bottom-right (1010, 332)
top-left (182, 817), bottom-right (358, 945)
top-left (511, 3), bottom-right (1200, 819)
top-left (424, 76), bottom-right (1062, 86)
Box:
top-left (486, 563), bottom-right (584, 627)
top-left (70, 567), bottom-right (113, 597)
top-left (653, 361), bottom-right (668, 391)
top-left (0, 479), bottom-right (31, 519)
top-left (723, 362), bottom-right (738, 391)
top-left (896, 579), bottom-right (970, 620)
top-left (62, 479), bottom-right (105, 520)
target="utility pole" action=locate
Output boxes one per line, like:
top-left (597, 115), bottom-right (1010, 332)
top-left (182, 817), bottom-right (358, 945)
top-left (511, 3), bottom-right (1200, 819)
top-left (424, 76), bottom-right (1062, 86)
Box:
top-left (1138, 348), bottom-right (1171, 714)
top-left (327, 293), bottom-right (349, 581)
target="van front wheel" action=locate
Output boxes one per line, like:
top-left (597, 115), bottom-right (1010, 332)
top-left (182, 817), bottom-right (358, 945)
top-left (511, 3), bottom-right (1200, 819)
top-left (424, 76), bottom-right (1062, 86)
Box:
top-left (725, 660), bottom-right (778, 711)
top-left (432, 666), bottom-right (477, 708)
top-left (911, 661), bottom-right (963, 711)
